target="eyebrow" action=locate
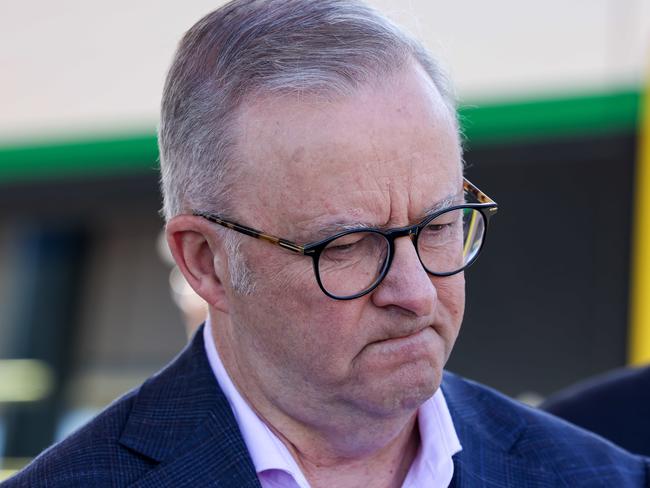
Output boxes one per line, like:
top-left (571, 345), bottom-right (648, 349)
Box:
top-left (292, 220), bottom-right (370, 243)
top-left (303, 191), bottom-right (463, 242)
top-left (419, 192), bottom-right (463, 218)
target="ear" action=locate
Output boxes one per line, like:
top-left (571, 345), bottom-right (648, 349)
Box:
top-left (166, 215), bottom-right (230, 314)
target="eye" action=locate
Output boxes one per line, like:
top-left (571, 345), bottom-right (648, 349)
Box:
top-left (424, 223), bottom-right (447, 232)
top-left (322, 235), bottom-right (365, 256)
top-left (320, 232), bottom-right (386, 263)
top-left (418, 210), bottom-right (464, 246)
top-left (422, 221), bottom-right (455, 235)
top-left (339, 234), bottom-right (366, 245)
top-left (327, 242), bottom-right (356, 253)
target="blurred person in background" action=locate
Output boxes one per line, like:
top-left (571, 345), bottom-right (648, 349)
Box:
top-left (541, 365), bottom-right (650, 457)
top-left (5, 1), bottom-right (650, 487)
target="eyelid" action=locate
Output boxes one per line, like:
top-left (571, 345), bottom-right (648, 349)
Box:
top-left (329, 231), bottom-right (368, 243)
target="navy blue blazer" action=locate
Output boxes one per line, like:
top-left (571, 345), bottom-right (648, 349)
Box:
top-left (5, 326), bottom-right (649, 487)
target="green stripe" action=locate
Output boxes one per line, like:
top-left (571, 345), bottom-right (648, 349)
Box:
top-left (459, 88), bottom-right (641, 147)
top-left (0, 133), bottom-right (159, 183)
top-left (0, 88), bottom-right (641, 183)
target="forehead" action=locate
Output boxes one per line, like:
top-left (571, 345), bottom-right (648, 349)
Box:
top-left (232, 63), bottom-right (462, 236)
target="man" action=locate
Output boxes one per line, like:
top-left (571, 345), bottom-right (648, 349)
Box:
top-left (541, 365), bottom-right (650, 457)
top-left (5, 1), bottom-right (649, 487)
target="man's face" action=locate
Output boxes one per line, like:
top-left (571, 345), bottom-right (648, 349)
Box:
top-left (223, 63), bottom-right (464, 422)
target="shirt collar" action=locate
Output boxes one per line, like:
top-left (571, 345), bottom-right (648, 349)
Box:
top-left (402, 387), bottom-right (463, 487)
top-left (203, 318), bottom-right (311, 487)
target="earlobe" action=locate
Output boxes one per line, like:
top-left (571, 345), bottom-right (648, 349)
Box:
top-left (166, 215), bottom-right (230, 313)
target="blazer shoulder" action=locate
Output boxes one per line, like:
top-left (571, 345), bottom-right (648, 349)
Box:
top-left (442, 371), bottom-right (649, 487)
top-left (3, 387), bottom-right (152, 488)
top-left (3, 328), bottom-right (209, 488)
top-left (3, 326), bottom-right (245, 488)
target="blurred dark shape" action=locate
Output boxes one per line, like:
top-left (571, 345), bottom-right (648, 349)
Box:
top-left (540, 365), bottom-right (650, 457)
top-left (3, 227), bottom-right (88, 457)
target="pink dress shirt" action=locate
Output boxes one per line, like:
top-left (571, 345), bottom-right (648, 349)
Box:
top-left (204, 318), bottom-right (462, 488)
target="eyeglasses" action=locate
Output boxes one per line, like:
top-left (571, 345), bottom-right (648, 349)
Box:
top-left (193, 177), bottom-right (497, 300)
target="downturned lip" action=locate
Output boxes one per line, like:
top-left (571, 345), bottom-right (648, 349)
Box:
top-left (370, 325), bottom-right (432, 345)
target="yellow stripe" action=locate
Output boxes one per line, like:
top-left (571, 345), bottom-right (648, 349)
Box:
top-left (629, 71), bottom-right (650, 365)
top-left (0, 458), bottom-right (32, 481)
top-left (463, 210), bottom-right (478, 257)
top-left (0, 469), bottom-right (18, 482)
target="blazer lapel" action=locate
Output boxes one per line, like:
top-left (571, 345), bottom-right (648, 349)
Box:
top-left (119, 325), bottom-right (262, 487)
top-left (126, 410), bottom-right (261, 487)
top-left (442, 372), bottom-right (553, 488)
top-left (448, 432), bottom-right (552, 488)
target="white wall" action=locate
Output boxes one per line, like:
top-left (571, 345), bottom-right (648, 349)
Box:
top-left (1, 0), bottom-right (649, 142)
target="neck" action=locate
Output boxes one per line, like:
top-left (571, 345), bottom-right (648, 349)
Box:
top-left (281, 412), bottom-right (420, 488)
top-left (209, 310), bottom-right (422, 488)
top-left (249, 382), bottom-right (420, 488)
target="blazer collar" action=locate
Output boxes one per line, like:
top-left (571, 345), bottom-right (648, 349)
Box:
top-left (119, 324), bottom-right (261, 487)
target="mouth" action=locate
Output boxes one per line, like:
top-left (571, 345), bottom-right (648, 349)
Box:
top-left (370, 325), bottom-right (433, 345)
top-left (362, 326), bottom-right (435, 360)
top-left (354, 325), bottom-right (440, 366)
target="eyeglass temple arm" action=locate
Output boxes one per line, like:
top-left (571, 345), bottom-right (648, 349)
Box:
top-left (463, 177), bottom-right (497, 209)
top-left (192, 210), bottom-right (306, 254)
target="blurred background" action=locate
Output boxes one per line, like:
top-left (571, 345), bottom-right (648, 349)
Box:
top-left (1, 0), bottom-right (650, 480)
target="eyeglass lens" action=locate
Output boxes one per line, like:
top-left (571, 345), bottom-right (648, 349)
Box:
top-left (317, 208), bottom-right (486, 298)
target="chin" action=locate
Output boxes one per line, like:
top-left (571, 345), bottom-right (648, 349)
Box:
top-left (361, 365), bottom-right (441, 416)
top-left (397, 371), bottom-right (440, 410)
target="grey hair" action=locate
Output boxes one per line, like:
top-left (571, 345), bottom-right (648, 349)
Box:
top-left (158, 0), bottom-right (456, 293)
top-left (222, 231), bottom-right (256, 294)
top-left (159, 0), bottom-right (456, 222)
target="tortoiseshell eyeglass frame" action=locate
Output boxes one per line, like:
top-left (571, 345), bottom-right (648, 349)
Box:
top-left (193, 177), bottom-right (498, 300)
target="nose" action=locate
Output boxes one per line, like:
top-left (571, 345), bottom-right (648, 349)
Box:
top-left (370, 235), bottom-right (437, 317)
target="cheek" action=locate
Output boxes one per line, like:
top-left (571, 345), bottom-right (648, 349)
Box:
top-left (436, 272), bottom-right (465, 315)
top-left (246, 252), bottom-right (369, 379)
top-left (432, 273), bottom-right (465, 345)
